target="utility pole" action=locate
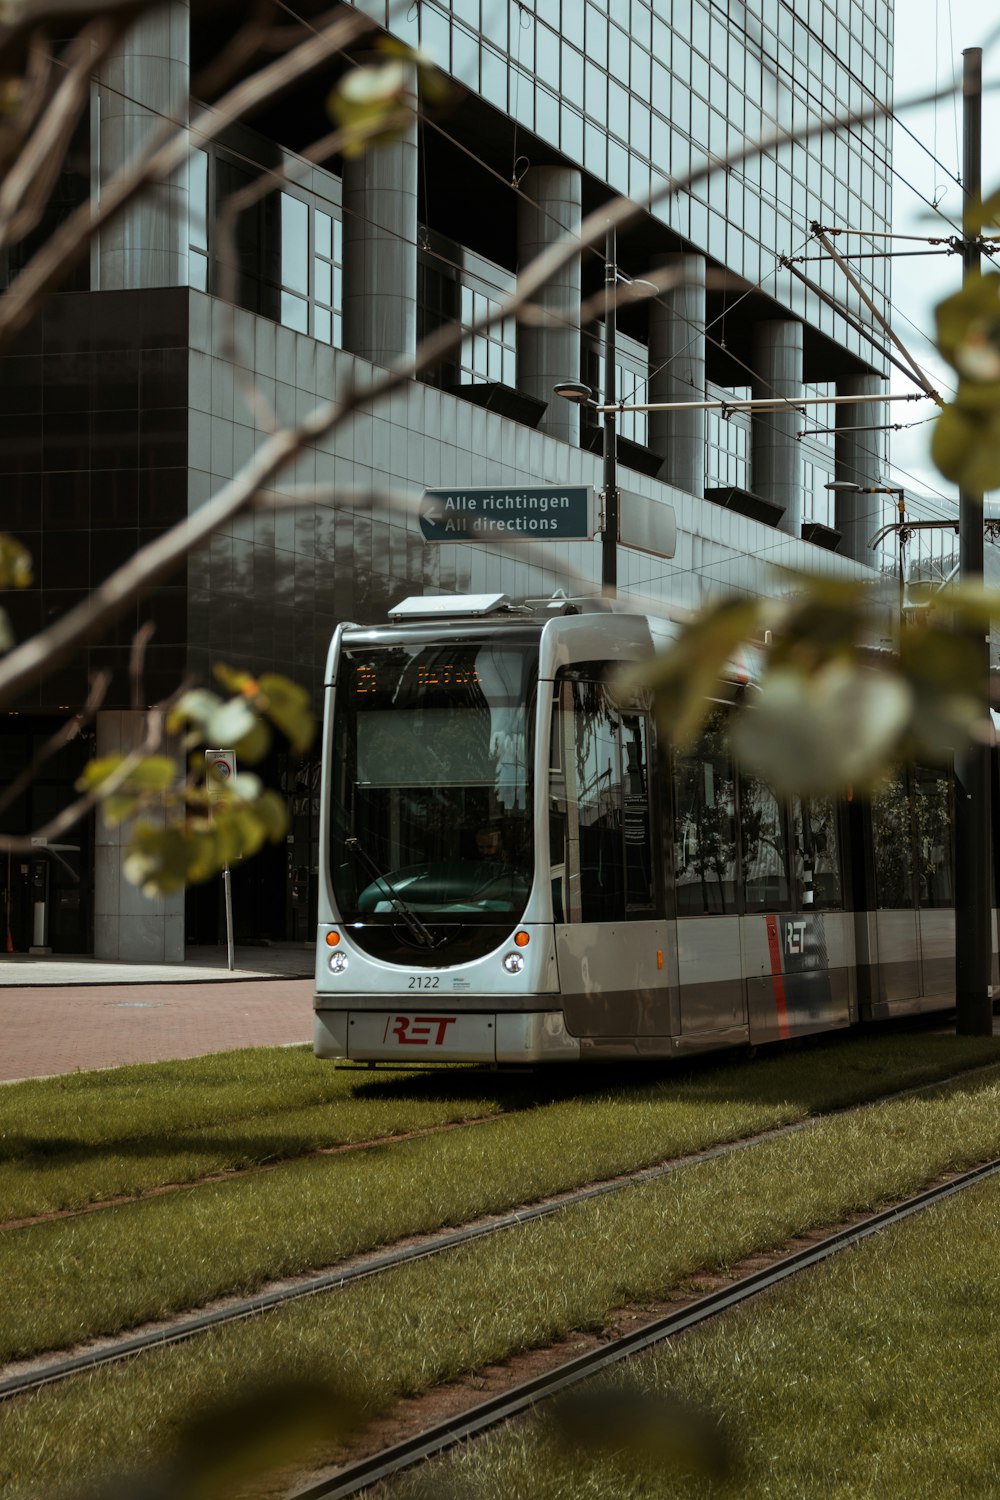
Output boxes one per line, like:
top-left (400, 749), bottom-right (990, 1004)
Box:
top-left (602, 225), bottom-right (619, 597)
top-left (954, 46), bottom-right (993, 1034)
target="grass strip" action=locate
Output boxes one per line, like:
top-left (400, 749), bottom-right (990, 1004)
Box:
top-left (4, 1066), bottom-right (1000, 1499)
top-left (389, 1181), bottom-right (1000, 1500)
top-left (1, 1034), bottom-right (999, 1365)
top-left (0, 1052), bottom-right (545, 1219)
top-left (4, 1032), bottom-right (999, 1222)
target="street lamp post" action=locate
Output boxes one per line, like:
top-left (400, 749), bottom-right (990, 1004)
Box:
top-left (555, 228), bottom-right (620, 597)
top-left (602, 226), bottom-right (619, 596)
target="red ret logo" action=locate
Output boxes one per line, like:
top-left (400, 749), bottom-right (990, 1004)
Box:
top-left (384, 1015), bottom-right (457, 1045)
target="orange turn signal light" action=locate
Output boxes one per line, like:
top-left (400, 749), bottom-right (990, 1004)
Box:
top-left (326, 931), bottom-right (341, 946)
top-left (514, 930), bottom-right (530, 947)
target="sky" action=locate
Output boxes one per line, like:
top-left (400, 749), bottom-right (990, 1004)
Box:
top-left (886, 3), bottom-right (1000, 514)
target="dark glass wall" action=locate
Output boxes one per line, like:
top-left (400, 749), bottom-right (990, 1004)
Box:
top-left (1, 287), bottom-right (190, 714)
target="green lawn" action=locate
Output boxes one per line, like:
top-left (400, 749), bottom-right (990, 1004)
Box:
top-left (3, 1058), bottom-right (1000, 1498)
top-left (3, 1034), bottom-right (999, 1363)
top-left (387, 1175), bottom-right (1000, 1500)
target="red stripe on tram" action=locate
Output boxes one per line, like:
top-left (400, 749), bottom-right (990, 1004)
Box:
top-left (765, 914), bottom-right (792, 1040)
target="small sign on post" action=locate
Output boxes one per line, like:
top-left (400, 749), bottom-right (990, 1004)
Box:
top-left (205, 749), bottom-right (237, 971)
top-left (206, 749), bottom-right (237, 787)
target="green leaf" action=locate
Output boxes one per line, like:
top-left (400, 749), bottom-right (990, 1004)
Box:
top-left (76, 755), bottom-right (126, 791)
top-left (232, 715), bottom-right (271, 765)
top-left (172, 1379), bottom-right (363, 1496)
top-left (101, 794), bottom-right (142, 828)
top-left (0, 606), bottom-right (12, 652)
top-left (972, 185), bottom-right (1000, 233)
top-left (253, 788), bottom-right (290, 841)
top-left (212, 662), bottom-right (261, 697)
top-left (124, 823), bottom-right (203, 896)
top-left (0, 533), bottom-right (32, 589)
top-left (257, 672), bottom-right (316, 752)
top-left (546, 1386), bottom-right (735, 1483)
top-left (935, 273), bottom-right (1000, 382)
top-left (618, 595), bottom-right (768, 747)
top-left (729, 661), bottom-right (913, 796)
top-left (226, 772), bottom-right (263, 801)
top-left (167, 688), bottom-right (224, 740)
top-left (205, 695), bottom-right (259, 749)
top-left (326, 60), bottom-right (413, 157)
top-left (931, 398), bottom-right (1000, 491)
top-left (77, 754), bottom-right (178, 798)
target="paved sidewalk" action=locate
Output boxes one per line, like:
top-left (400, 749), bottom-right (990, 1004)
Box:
top-left (0, 944), bottom-right (316, 1083)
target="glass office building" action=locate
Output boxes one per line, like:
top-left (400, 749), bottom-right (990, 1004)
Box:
top-left (0, 0), bottom-right (893, 956)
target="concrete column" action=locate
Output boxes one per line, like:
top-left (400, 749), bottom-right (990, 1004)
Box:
top-left (95, 0), bottom-right (190, 289)
top-left (342, 64), bottom-right (418, 370)
top-left (835, 373), bottom-right (886, 565)
top-left (94, 710), bottom-right (184, 962)
top-left (751, 319), bottom-right (804, 535)
top-left (647, 252), bottom-right (706, 496)
top-left (517, 166), bottom-right (582, 447)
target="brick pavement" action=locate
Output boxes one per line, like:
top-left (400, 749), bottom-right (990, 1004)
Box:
top-left (1, 972), bottom-right (315, 1083)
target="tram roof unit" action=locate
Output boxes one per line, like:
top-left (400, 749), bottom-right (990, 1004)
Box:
top-left (325, 593), bottom-right (761, 694)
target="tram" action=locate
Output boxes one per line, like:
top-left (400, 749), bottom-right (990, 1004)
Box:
top-left (313, 592), bottom-right (996, 1064)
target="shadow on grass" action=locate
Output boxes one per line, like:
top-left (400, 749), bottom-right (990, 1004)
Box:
top-left (6, 1023), bottom-right (1000, 1175)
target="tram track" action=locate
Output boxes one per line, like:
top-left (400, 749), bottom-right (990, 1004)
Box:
top-left (288, 1156), bottom-right (1000, 1500)
top-left (3, 1061), bottom-right (996, 1405)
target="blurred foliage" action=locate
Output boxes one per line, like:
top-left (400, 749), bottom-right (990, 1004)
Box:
top-left (620, 575), bottom-right (996, 798)
top-left (0, 532), bottom-right (31, 590)
top-left (931, 180), bottom-right (1000, 489)
top-left (932, 272), bottom-right (1000, 490)
top-left (544, 1383), bottom-right (738, 1486)
top-left (76, 665), bottom-right (314, 897)
top-left (0, 531), bottom-right (32, 651)
top-left (79, 1377), bottom-right (364, 1500)
top-left (326, 40), bottom-right (448, 156)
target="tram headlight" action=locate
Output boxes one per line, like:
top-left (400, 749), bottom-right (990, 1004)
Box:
top-left (502, 951), bottom-right (525, 975)
top-left (328, 950), bottom-right (350, 975)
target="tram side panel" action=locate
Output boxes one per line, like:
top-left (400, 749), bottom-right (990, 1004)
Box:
top-left (741, 911), bottom-right (856, 1045)
top-left (555, 920), bottom-right (681, 1059)
top-left (674, 916), bottom-right (748, 1050)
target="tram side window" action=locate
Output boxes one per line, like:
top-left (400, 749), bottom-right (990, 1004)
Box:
top-left (549, 676), bottom-right (656, 922)
top-left (914, 765), bottom-right (954, 909)
top-left (871, 770), bottom-right (916, 908)
top-left (672, 715), bottom-right (738, 915)
top-left (739, 772), bottom-right (791, 911)
top-left (792, 795), bottom-right (842, 908)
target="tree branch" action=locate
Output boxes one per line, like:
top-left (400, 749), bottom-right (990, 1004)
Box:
top-left (0, 19), bottom-right (125, 251)
top-left (0, 670), bottom-right (109, 820)
top-left (0, 5), bottom-right (374, 349)
top-left (0, 697), bottom-right (162, 855)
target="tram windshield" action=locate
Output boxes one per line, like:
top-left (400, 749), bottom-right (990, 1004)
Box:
top-left (330, 637), bottom-right (537, 956)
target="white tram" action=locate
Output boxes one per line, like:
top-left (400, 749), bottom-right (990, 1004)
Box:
top-left (313, 593), bottom-right (996, 1065)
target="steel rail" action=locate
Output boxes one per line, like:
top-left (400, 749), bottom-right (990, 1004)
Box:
top-left (290, 1156), bottom-right (1000, 1500)
top-left (2, 1059), bottom-right (995, 1404)
top-left (0, 1112), bottom-right (817, 1403)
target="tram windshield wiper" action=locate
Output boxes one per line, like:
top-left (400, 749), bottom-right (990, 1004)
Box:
top-left (344, 838), bottom-right (438, 948)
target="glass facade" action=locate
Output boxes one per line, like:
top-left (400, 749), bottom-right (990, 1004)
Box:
top-left (0, 1), bottom-right (896, 952)
top-left (350, 0), bottom-right (893, 364)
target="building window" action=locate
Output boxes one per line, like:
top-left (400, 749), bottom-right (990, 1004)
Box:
top-left (189, 149), bottom-right (209, 291)
top-left (705, 385), bottom-right (750, 490)
top-left (583, 329), bottom-right (650, 448)
top-left (279, 193), bottom-right (343, 345)
top-left (418, 233), bottom-right (516, 390)
top-left (459, 286), bottom-right (516, 386)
